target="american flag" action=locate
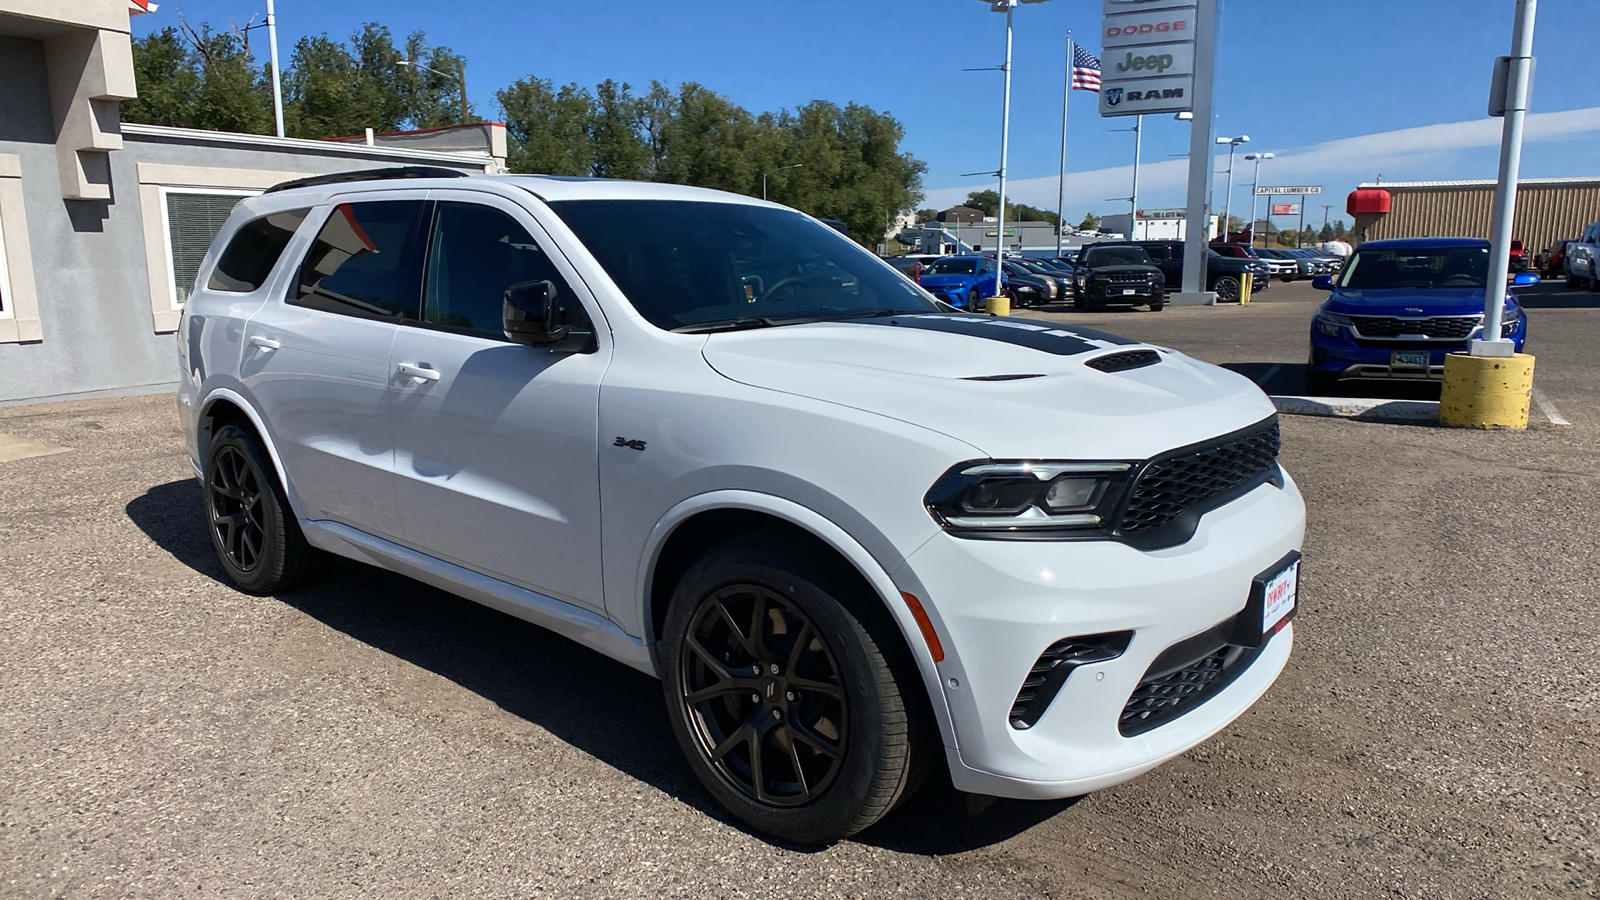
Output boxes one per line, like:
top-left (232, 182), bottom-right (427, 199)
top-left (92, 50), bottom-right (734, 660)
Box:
top-left (1070, 42), bottom-right (1102, 92)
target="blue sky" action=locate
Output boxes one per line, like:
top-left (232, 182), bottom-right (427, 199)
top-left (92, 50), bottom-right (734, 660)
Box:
top-left (132, 0), bottom-right (1600, 223)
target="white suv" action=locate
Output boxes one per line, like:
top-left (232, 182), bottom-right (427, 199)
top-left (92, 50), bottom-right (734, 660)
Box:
top-left (177, 168), bottom-right (1305, 844)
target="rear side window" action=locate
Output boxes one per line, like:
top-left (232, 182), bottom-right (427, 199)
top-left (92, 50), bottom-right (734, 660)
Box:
top-left (207, 208), bottom-right (308, 293)
top-left (291, 201), bottom-right (424, 319)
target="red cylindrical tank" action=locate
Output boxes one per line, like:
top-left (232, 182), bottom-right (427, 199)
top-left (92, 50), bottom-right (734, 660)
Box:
top-left (1347, 188), bottom-right (1391, 216)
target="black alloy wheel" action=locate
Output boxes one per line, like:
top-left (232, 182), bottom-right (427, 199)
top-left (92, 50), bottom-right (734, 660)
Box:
top-left (660, 540), bottom-right (926, 844)
top-left (1214, 275), bottom-right (1241, 302)
top-left (209, 444), bottom-right (267, 574)
top-left (678, 585), bottom-right (848, 808)
top-left (203, 423), bottom-right (318, 593)
top-left (967, 287), bottom-right (980, 309)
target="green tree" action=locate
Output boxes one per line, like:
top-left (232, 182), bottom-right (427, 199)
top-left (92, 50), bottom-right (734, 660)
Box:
top-left (590, 80), bottom-right (650, 179)
top-left (284, 25), bottom-right (472, 138)
top-left (1077, 213), bottom-right (1101, 231)
top-left (186, 25), bottom-right (273, 134)
top-left (498, 77), bottom-right (595, 176)
top-left (962, 190), bottom-right (1055, 223)
top-left (915, 208), bottom-right (938, 223)
top-left (1318, 222), bottom-right (1335, 242)
top-left (123, 28), bottom-right (201, 127)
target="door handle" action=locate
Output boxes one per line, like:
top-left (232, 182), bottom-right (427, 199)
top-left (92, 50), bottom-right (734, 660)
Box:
top-left (249, 336), bottom-right (280, 351)
top-left (396, 362), bottom-right (441, 383)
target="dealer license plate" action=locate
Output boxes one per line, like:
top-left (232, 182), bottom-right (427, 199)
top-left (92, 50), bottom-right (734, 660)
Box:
top-left (1391, 350), bottom-right (1429, 370)
top-left (1261, 558), bottom-right (1298, 634)
top-left (1121, 288), bottom-right (1136, 295)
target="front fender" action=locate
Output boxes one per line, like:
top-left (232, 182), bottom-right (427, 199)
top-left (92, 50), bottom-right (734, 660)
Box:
top-left (638, 489), bottom-right (959, 753)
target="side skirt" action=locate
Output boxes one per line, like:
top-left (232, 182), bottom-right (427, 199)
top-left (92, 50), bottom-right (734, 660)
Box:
top-left (301, 519), bottom-right (655, 676)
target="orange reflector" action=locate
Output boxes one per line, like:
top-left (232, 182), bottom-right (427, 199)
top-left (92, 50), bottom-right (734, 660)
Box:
top-left (900, 591), bottom-right (945, 663)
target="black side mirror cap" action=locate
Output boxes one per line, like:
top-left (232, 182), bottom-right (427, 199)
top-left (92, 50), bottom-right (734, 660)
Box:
top-left (502, 280), bottom-right (570, 346)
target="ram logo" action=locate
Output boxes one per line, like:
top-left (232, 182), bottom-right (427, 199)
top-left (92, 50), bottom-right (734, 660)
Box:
top-left (1105, 88), bottom-right (1124, 107)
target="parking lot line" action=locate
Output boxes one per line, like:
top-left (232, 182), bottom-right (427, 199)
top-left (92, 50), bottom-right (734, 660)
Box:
top-left (1531, 387), bottom-right (1571, 426)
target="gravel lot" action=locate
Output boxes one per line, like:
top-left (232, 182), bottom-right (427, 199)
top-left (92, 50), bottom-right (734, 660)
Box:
top-left (1, 281), bottom-right (1596, 898)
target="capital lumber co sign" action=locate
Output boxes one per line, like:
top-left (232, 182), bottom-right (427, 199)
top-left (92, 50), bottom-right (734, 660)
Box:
top-left (1099, 0), bottom-right (1197, 117)
top-left (1256, 185), bottom-right (1322, 195)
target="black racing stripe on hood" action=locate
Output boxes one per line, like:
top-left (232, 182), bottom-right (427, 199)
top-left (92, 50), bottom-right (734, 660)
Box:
top-left (851, 314), bottom-right (1136, 356)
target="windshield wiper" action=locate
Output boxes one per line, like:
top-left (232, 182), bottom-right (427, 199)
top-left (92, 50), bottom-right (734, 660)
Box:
top-left (670, 316), bottom-right (780, 334)
top-left (813, 308), bottom-right (906, 321)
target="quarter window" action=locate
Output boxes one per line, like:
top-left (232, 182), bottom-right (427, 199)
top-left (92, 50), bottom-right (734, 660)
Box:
top-left (207, 208), bottom-right (309, 293)
top-left (421, 202), bottom-right (589, 339)
top-left (291, 201), bottom-right (424, 319)
top-left (164, 191), bottom-right (253, 304)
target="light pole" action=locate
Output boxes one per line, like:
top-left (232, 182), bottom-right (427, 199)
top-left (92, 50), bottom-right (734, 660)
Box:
top-left (1215, 135), bottom-right (1249, 241)
top-left (265, 0), bottom-right (284, 137)
top-left (762, 164), bottom-right (802, 201)
top-left (1244, 151), bottom-right (1273, 247)
top-left (398, 58), bottom-right (470, 125)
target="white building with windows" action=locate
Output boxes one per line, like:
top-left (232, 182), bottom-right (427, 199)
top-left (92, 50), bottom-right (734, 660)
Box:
top-left (0, 0), bottom-right (503, 404)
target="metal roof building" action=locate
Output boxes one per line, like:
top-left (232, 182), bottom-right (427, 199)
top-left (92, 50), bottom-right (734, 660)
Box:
top-left (1351, 176), bottom-right (1600, 258)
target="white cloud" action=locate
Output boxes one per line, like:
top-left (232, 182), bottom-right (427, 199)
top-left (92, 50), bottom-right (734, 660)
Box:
top-left (921, 106), bottom-right (1600, 215)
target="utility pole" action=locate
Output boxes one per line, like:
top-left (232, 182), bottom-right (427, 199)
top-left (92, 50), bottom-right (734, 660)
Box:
top-left (1476, 0), bottom-right (1536, 355)
top-left (1130, 115), bottom-right (1143, 238)
top-left (265, 0), bottom-right (284, 137)
top-left (1056, 31), bottom-right (1071, 256)
top-left (457, 58), bottom-right (469, 124)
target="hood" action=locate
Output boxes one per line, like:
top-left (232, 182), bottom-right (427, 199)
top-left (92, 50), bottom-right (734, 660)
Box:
top-left (1084, 264), bottom-right (1159, 276)
top-left (1325, 286), bottom-right (1509, 315)
top-left (920, 273), bottom-right (978, 287)
top-left (700, 314), bottom-right (1276, 460)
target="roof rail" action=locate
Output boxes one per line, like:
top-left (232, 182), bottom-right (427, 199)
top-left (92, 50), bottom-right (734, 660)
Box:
top-left (264, 166), bottom-right (471, 194)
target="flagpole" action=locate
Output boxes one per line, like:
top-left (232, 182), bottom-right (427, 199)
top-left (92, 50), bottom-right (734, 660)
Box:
top-left (1057, 31), bottom-right (1071, 256)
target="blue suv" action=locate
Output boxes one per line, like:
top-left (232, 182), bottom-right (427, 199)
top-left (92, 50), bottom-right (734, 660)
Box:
top-left (917, 255), bottom-right (999, 309)
top-left (1307, 238), bottom-right (1533, 392)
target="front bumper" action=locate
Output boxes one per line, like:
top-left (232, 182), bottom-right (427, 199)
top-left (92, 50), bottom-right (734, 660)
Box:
top-left (1084, 283), bottom-right (1164, 304)
top-left (1308, 317), bottom-right (1528, 382)
top-left (896, 470), bottom-right (1305, 799)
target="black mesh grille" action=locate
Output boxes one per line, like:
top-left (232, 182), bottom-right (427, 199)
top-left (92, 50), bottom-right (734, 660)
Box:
top-left (1118, 420), bottom-right (1280, 534)
top-left (1350, 315), bottom-right (1478, 339)
top-left (1085, 349), bottom-right (1160, 373)
top-left (1009, 632), bottom-right (1132, 729)
top-left (1119, 644), bottom-right (1262, 736)
top-left (1106, 272), bottom-right (1154, 284)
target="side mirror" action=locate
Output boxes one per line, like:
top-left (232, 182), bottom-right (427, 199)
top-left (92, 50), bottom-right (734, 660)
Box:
top-left (502, 280), bottom-right (569, 346)
top-left (1511, 271), bottom-right (1540, 286)
top-left (1312, 275), bottom-right (1334, 290)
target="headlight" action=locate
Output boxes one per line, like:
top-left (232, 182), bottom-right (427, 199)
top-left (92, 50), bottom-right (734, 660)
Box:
top-left (1017, 285), bottom-right (1037, 294)
top-left (925, 461), bottom-right (1132, 537)
top-left (1314, 312), bottom-right (1353, 337)
top-left (1501, 305), bottom-right (1522, 336)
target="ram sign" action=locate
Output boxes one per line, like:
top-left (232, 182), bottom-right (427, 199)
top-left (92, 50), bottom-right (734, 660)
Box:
top-left (1099, 0), bottom-right (1197, 117)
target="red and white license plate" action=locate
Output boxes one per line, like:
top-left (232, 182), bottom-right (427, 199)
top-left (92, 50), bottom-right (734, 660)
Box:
top-left (1261, 558), bottom-right (1298, 634)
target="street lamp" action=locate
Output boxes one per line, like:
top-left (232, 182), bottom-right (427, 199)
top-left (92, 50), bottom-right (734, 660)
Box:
top-left (1215, 134), bottom-right (1249, 240)
top-left (762, 164), bottom-right (802, 201)
top-left (398, 58), bottom-right (469, 125)
top-left (1244, 151), bottom-right (1274, 247)
top-left (973, 0), bottom-right (1052, 295)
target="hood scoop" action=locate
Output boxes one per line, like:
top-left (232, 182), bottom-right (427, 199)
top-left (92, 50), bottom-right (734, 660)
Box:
top-left (1085, 349), bottom-right (1161, 373)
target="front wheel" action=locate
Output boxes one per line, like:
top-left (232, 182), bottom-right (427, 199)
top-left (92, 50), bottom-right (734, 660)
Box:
top-left (1148, 294), bottom-right (1166, 312)
top-left (966, 288), bottom-right (979, 309)
top-left (1214, 275), bottom-right (1241, 302)
top-left (660, 541), bottom-right (924, 845)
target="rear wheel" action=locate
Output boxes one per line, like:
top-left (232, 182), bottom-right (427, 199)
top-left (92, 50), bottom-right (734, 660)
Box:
top-left (204, 423), bottom-right (318, 593)
top-left (1214, 275), bottom-right (1241, 303)
top-left (660, 540), bottom-right (924, 845)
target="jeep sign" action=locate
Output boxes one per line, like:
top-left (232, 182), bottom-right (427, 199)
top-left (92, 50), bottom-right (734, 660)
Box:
top-left (1099, 0), bottom-right (1197, 118)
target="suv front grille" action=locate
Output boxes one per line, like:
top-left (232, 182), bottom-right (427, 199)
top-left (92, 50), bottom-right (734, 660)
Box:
top-left (1118, 419), bottom-right (1281, 537)
top-left (1349, 315), bottom-right (1479, 339)
top-left (1119, 642), bottom-right (1263, 736)
top-left (1105, 272), bottom-right (1152, 284)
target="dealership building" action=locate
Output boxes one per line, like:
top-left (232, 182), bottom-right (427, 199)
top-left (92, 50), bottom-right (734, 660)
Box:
top-left (1349, 177), bottom-right (1600, 258)
top-left (0, 0), bottom-right (503, 405)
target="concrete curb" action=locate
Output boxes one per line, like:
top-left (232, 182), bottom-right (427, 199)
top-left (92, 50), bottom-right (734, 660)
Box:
top-left (1270, 395), bottom-right (1441, 423)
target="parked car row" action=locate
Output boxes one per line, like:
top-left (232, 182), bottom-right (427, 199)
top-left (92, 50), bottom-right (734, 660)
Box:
top-left (1257, 248), bottom-right (1343, 279)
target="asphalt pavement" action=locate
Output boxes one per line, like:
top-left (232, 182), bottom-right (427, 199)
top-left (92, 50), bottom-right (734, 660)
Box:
top-left (1, 281), bottom-right (1596, 898)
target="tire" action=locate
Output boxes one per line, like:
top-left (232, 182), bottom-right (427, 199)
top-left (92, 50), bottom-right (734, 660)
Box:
top-left (1214, 275), bottom-right (1241, 302)
top-left (1008, 289), bottom-right (1024, 309)
top-left (1148, 294), bottom-right (1165, 312)
top-left (203, 423), bottom-right (318, 594)
top-left (966, 288), bottom-right (979, 309)
top-left (1073, 290), bottom-right (1087, 311)
top-left (660, 540), bottom-right (925, 845)
top-left (1566, 271), bottom-right (1579, 289)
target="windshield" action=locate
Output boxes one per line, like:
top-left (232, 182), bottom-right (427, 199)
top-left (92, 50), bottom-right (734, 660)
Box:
top-left (1082, 246), bottom-right (1152, 266)
top-left (926, 258), bottom-right (982, 275)
top-left (549, 200), bottom-right (938, 330)
top-left (1338, 245), bottom-right (1490, 289)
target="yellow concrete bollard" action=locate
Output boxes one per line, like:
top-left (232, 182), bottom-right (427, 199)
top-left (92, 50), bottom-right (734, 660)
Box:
top-left (987, 294), bottom-right (1011, 316)
top-left (1239, 272), bottom-right (1253, 303)
top-left (1438, 352), bottom-right (1535, 429)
